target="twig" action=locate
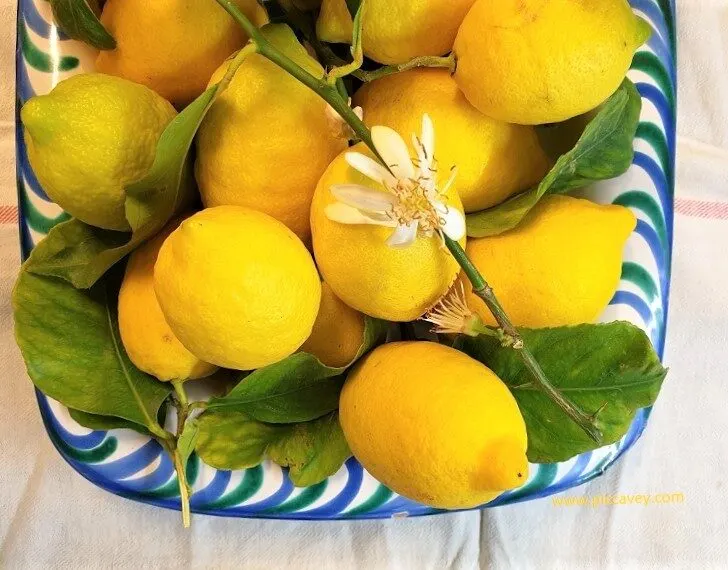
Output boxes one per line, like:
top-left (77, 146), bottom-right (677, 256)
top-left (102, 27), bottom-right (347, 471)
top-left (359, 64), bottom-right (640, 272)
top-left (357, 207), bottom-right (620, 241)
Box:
top-left (444, 236), bottom-right (603, 444)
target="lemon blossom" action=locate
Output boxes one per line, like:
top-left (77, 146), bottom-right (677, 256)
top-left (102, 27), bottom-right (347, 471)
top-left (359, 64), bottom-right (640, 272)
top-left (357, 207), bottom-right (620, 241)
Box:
top-left (324, 114), bottom-right (466, 248)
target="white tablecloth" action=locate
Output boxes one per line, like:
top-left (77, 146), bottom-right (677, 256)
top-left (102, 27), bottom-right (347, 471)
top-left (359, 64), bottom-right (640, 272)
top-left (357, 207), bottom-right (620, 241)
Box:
top-left (1, 1), bottom-right (727, 567)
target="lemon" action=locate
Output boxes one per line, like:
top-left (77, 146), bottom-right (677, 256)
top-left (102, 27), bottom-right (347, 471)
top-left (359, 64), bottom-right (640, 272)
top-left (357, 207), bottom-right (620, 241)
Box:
top-left (462, 195), bottom-right (636, 328)
top-left (453, 0), bottom-right (651, 125)
top-left (196, 25), bottom-right (346, 243)
top-left (154, 206), bottom-right (321, 370)
top-left (300, 282), bottom-right (366, 368)
top-left (340, 341), bottom-right (528, 509)
top-left (118, 218), bottom-right (217, 382)
top-left (21, 73), bottom-right (176, 231)
top-left (353, 69), bottom-right (551, 212)
top-left (96, 0), bottom-right (268, 106)
top-left (316, 0), bottom-right (476, 65)
top-left (310, 144), bottom-right (464, 322)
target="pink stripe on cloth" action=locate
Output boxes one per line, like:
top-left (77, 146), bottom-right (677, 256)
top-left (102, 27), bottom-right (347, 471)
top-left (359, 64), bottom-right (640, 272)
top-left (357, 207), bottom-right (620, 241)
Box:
top-left (675, 198), bottom-right (728, 220)
top-left (0, 205), bottom-right (17, 224)
top-left (0, 200), bottom-right (726, 225)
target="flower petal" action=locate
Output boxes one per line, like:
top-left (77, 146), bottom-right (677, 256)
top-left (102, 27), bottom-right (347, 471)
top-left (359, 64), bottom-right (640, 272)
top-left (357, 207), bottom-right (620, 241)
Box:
top-left (330, 184), bottom-right (399, 213)
top-left (325, 203), bottom-right (396, 227)
top-left (371, 125), bottom-right (415, 180)
top-left (386, 221), bottom-right (419, 248)
top-left (434, 201), bottom-right (466, 241)
top-left (345, 152), bottom-right (395, 186)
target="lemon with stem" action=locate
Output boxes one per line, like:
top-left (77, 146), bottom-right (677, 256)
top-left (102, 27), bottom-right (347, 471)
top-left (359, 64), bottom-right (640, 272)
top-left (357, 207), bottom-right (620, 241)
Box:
top-left (461, 195), bottom-right (637, 328)
top-left (310, 116), bottom-right (467, 322)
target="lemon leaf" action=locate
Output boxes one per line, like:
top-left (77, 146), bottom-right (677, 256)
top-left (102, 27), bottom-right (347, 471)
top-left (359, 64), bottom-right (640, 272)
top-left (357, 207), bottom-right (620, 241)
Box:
top-left (47, 0), bottom-right (116, 51)
top-left (12, 269), bottom-right (171, 432)
top-left (24, 82), bottom-right (221, 289)
top-left (460, 322), bottom-right (667, 463)
top-left (196, 409), bottom-right (281, 470)
top-left (205, 316), bottom-right (387, 423)
top-left (176, 417), bottom-right (200, 482)
top-left (267, 412), bottom-right (351, 486)
top-left (465, 79), bottom-right (642, 238)
top-left (195, 410), bottom-right (351, 486)
top-left (68, 409), bottom-right (155, 436)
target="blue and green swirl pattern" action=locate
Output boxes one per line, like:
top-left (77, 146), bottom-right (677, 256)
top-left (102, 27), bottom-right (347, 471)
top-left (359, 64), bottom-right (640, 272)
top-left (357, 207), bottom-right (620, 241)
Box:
top-left (15, 0), bottom-right (676, 519)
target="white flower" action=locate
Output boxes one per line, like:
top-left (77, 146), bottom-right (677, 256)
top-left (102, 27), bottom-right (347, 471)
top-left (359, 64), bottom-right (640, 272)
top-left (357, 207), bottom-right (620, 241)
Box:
top-left (324, 114), bottom-right (466, 248)
top-left (326, 99), bottom-right (364, 141)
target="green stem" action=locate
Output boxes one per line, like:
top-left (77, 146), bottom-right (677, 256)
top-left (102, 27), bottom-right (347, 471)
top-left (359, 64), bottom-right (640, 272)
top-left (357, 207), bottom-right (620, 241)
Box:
top-left (355, 54), bottom-right (457, 83)
top-left (172, 380), bottom-right (189, 438)
top-left (214, 0), bottom-right (601, 444)
top-left (167, 441), bottom-right (191, 528)
top-left (213, 0), bottom-right (378, 158)
top-left (167, 381), bottom-right (193, 527)
top-left (444, 236), bottom-right (602, 444)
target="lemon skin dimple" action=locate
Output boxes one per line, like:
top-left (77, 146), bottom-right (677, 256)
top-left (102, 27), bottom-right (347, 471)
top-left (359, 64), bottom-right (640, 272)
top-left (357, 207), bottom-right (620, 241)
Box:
top-left (353, 69), bottom-right (551, 213)
top-left (461, 195), bottom-right (637, 328)
top-left (118, 218), bottom-right (218, 382)
top-left (196, 25), bottom-right (347, 244)
top-left (96, 0), bottom-right (268, 106)
top-left (340, 341), bottom-right (528, 509)
top-left (153, 206), bottom-right (322, 371)
top-left (21, 73), bottom-right (176, 231)
top-left (310, 144), bottom-right (465, 323)
top-left (453, 0), bottom-right (651, 124)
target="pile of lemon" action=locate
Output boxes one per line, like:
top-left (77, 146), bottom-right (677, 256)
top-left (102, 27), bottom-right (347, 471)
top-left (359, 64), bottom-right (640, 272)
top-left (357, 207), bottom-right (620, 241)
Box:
top-left (21, 0), bottom-right (648, 509)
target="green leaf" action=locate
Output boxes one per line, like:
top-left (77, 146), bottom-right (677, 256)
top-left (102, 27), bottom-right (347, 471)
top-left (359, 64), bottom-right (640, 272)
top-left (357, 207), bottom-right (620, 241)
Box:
top-left (196, 409), bottom-right (282, 470)
top-left (47, 0), bottom-right (116, 50)
top-left (268, 412), bottom-right (351, 486)
top-left (460, 322), bottom-right (667, 463)
top-left (176, 418), bottom-right (200, 480)
top-left (12, 270), bottom-right (172, 432)
top-left (196, 410), bottom-right (351, 486)
top-left (24, 58), bottom-right (245, 289)
top-left (68, 408), bottom-right (154, 436)
top-left (205, 317), bottom-right (386, 423)
top-left (466, 80), bottom-right (642, 238)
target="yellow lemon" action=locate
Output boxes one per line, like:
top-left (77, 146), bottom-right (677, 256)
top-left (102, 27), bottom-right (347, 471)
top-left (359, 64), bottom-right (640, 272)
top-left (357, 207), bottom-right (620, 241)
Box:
top-left (453, 0), bottom-right (651, 124)
top-left (154, 206), bottom-right (321, 370)
top-left (300, 282), bottom-right (366, 368)
top-left (310, 144), bottom-right (465, 322)
top-left (118, 218), bottom-right (217, 382)
top-left (462, 195), bottom-right (637, 328)
top-left (353, 69), bottom-right (550, 212)
top-left (316, 0), bottom-right (476, 65)
top-left (340, 341), bottom-right (528, 509)
top-left (96, 0), bottom-right (268, 106)
top-left (196, 25), bottom-right (346, 243)
top-left (21, 73), bottom-right (176, 231)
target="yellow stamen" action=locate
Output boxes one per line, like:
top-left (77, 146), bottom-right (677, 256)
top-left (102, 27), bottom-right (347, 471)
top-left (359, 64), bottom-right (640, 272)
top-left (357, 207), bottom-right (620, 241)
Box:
top-left (423, 283), bottom-right (483, 336)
